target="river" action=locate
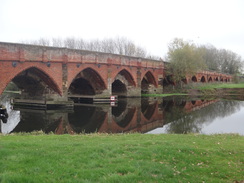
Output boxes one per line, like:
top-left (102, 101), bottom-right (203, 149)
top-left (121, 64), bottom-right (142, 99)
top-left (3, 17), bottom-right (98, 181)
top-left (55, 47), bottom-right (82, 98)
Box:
top-left (1, 94), bottom-right (244, 135)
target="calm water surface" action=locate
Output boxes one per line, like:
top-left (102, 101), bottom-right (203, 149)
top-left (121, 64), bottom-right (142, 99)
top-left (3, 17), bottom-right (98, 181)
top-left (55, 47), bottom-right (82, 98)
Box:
top-left (1, 95), bottom-right (244, 135)
top-left (148, 101), bottom-right (244, 135)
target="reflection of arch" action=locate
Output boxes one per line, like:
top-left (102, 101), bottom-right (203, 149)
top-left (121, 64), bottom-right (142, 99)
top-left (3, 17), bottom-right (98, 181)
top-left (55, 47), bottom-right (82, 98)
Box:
top-left (184, 99), bottom-right (218, 112)
top-left (141, 100), bottom-right (157, 120)
top-left (69, 68), bottom-right (106, 95)
top-left (112, 105), bottom-right (136, 128)
top-left (11, 67), bottom-right (61, 96)
top-left (192, 76), bottom-right (197, 82)
top-left (10, 110), bottom-right (61, 133)
top-left (68, 106), bottom-right (107, 133)
top-left (112, 69), bottom-right (136, 96)
top-left (200, 76), bottom-right (206, 82)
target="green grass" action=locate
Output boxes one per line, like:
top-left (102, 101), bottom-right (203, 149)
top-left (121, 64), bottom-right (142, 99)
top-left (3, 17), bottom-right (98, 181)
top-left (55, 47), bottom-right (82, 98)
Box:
top-left (142, 93), bottom-right (187, 97)
top-left (0, 133), bottom-right (243, 183)
top-left (3, 90), bottom-right (21, 94)
top-left (195, 83), bottom-right (244, 90)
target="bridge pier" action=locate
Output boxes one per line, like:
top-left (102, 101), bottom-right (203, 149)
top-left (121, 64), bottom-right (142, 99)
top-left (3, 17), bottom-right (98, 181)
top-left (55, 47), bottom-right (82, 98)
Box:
top-left (61, 64), bottom-right (69, 101)
top-left (148, 84), bottom-right (163, 94)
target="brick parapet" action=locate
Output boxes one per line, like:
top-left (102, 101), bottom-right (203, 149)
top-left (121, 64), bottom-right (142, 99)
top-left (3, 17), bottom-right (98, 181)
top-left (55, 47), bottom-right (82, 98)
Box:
top-left (0, 42), bottom-right (164, 69)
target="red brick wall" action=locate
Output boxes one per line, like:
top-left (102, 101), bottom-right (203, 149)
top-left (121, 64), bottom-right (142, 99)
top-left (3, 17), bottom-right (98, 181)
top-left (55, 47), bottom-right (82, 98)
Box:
top-left (0, 61), bottom-right (63, 95)
top-left (0, 42), bottom-right (165, 95)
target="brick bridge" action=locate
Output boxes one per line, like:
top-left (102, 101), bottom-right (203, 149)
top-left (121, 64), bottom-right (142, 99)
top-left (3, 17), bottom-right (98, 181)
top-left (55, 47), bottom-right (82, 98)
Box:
top-left (0, 42), bottom-right (232, 104)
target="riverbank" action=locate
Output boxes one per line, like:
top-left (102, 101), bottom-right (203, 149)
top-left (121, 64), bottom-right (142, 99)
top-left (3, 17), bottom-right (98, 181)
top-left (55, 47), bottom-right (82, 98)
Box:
top-left (143, 83), bottom-right (244, 98)
top-left (187, 83), bottom-right (244, 99)
top-left (191, 83), bottom-right (244, 89)
top-left (0, 133), bottom-right (243, 183)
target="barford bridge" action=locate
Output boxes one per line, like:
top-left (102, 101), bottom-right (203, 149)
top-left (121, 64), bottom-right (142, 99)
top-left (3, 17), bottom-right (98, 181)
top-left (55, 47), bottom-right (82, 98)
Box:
top-left (0, 42), bottom-right (232, 107)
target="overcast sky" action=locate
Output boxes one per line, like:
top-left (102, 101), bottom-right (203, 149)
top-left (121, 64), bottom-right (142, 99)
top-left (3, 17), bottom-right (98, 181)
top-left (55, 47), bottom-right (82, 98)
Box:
top-left (1, 0), bottom-right (244, 59)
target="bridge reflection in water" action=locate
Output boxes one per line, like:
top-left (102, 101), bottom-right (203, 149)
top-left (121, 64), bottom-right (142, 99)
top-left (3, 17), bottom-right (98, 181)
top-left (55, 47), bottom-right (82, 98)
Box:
top-left (1, 96), bottom-right (234, 135)
top-left (1, 98), bottom-right (163, 134)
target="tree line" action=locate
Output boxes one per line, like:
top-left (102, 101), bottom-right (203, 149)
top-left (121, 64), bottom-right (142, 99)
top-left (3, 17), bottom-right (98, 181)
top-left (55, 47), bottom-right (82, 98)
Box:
top-left (22, 37), bottom-right (159, 59)
top-left (166, 38), bottom-right (243, 82)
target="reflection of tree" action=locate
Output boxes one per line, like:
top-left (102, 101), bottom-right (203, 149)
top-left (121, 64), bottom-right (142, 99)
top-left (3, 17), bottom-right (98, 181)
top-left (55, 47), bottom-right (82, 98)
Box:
top-left (165, 114), bottom-right (202, 134)
top-left (162, 98), bottom-right (244, 134)
top-left (163, 105), bottom-right (201, 134)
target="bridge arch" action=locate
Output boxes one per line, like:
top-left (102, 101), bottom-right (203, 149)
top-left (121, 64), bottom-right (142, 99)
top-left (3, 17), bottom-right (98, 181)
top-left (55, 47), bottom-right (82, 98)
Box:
top-left (141, 71), bottom-right (157, 94)
top-left (208, 77), bottom-right (213, 82)
top-left (163, 75), bottom-right (175, 87)
top-left (200, 76), bottom-right (206, 83)
top-left (112, 69), bottom-right (136, 97)
top-left (192, 76), bottom-right (197, 82)
top-left (7, 66), bottom-right (61, 96)
top-left (68, 67), bottom-right (106, 95)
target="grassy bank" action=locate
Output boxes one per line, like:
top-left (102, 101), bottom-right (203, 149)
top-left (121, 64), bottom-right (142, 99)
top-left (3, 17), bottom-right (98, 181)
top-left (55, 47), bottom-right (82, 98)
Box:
top-left (142, 83), bottom-right (244, 97)
top-left (194, 83), bottom-right (244, 90)
top-left (142, 93), bottom-right (187, 97)
top-left (188, 83), bottom-right (244, 97)
top-left (0, 133), bottom-right (243, 183)
top-left (3, 91), bottom-right (21, 94)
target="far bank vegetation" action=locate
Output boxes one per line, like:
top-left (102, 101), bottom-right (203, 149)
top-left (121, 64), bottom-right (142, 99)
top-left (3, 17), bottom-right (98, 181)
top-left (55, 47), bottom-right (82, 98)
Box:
top-left (166, 38), bottom-right (244, 85)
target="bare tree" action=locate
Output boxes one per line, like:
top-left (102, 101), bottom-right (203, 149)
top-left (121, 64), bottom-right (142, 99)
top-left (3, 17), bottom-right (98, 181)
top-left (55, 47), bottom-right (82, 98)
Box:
top-left (38, 38), bottom-right (50, 46)
top-left (52, 38), bottom-right (63, 47)
top-left (76, 38), bottom-right (85, 49)
top-left (22, 37), bottom-right (159, 59)
top-left (63, 37), bottom-right (77, 49)
top-left (21, 38), bottom-right (50, 46)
